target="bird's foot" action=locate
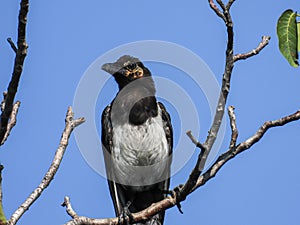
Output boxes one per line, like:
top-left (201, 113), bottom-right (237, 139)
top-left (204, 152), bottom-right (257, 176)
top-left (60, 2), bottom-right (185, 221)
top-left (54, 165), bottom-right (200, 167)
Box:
top-left (173, 185), bottom-right (184, 214)
top-left (161, 185), bottom-right (184, 214)
top-left (118, 201), bottom-right (134, 225)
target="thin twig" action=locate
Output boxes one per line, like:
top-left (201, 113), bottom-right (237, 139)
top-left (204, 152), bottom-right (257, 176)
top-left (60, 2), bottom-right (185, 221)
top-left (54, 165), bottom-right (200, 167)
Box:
top-left (176, 131), bottom-right (206, 201)
top-left (193, 109), bottom-right (300, 191)
top-left (228, 106), bottom-right (238, 148)
top-left (208, 0), bottom-right (226, 21)
top-left (62, 197), bottom-right (79, 219)
top-left (0, 0), bottom-right (29, 145)
top-left (216, 0), bottom-right (226, 11)
top-left (233, 36), bottom-right (271, 62)
top-left (7, 107), bottom-right (85, 225)
top-left (186, 130), bottom-right (206, 151)
top-left (226, 0), bottom-right (236, 10)
top-left (1, 101), bottom-right (21, 145)
top-left (6, 38), bottom-right (17, 54)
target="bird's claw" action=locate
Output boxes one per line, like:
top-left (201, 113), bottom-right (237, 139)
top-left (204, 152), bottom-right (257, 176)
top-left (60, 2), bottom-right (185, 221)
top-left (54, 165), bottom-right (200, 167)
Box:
top-left (118, 201), bottom-right (134, 225)
top-left (160, 185), bottom-right (184, 214)
top-left (173, 184), bottom-right (184, 214)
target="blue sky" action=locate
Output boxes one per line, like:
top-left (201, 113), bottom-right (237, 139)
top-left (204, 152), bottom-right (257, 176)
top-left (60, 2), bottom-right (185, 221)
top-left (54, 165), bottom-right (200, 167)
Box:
top-left (0, 1), bottom-right (300, 225)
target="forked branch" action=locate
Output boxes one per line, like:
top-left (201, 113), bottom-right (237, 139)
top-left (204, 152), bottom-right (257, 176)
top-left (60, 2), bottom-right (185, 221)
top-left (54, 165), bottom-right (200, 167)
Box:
top-left (63, 109), bottom-right (300, 225)
top-left (0, 0), bottom-right (29, 145)
top-left (7, 107), bottom-right (85, 225)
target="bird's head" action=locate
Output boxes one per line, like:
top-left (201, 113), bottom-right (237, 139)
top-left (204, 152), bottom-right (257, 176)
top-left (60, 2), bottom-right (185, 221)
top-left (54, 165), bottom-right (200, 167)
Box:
top-left (102, 55), bottom-right (151, 89)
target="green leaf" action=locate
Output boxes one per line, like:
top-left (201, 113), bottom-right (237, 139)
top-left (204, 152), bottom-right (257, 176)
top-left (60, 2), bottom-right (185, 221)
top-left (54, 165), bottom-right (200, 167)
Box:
top-left (0, 203), bottom-right (6, 225)
top-left (298, 22), bottom-right (300, 51)
top-left (276, 9), bottom-right (299, 67)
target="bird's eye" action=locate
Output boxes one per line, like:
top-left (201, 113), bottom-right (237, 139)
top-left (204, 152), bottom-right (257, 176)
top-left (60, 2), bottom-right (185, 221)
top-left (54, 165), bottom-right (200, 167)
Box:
top-left (126, 63), bottom-right (137, 70)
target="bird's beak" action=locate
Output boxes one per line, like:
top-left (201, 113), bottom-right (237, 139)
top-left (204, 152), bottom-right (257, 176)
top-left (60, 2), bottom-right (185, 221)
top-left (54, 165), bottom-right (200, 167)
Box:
top-left (101, 63), bottom-right (121, 75)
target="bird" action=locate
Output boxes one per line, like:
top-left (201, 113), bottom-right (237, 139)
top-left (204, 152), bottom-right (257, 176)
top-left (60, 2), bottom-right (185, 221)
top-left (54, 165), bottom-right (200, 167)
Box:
top-left (101, 55), bottom-right (173, 225)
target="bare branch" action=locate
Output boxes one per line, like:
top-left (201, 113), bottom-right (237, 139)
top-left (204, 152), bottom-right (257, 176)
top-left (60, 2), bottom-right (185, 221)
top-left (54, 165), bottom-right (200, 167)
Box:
top-left (186, 130), bottom-right (206, 151)
top-left (228, 106), bottom-right (238, 148)
top-left (63, 110), bottom-right (300, 225)
top-left (0, 0), bottom-right (29, 145)
top-left (1, 101), bottom-right (21, 145)
top-left (64, 196), bottom-right (177, 225)
top-left (226, 0), bottom-right (236, 10)
top-left (7, 107), bottom-right (85, 225)
top-left (62, 197), bottom-right (79, 219)
top-left (208, 0), bottom-right (226, 21)
top-left (176, 131), bottom-right (206, 201)
top-left (193, 109), bottom-right (300, 191)
top-left (204, 0), bottom-right (234, 156)
top-left (0, 93), bottom-right (7, 113)
top-left (216, 0), bottom-right (226, 11)
top-left (180, 0), bottom-right (235, 198)
top-left (233, 36), bottom-right (271, 62)
top-left (6, 38), bottom-right (17, 54)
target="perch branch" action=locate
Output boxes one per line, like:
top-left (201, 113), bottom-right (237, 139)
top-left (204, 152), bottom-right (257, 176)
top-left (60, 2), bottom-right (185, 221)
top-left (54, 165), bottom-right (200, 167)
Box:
top-left (63, 110), bottom-right (300, 225)
top-left (0, 0), bottom-right (29, 145)
top-left (7, 107), bottom-right (85, 225)
top-left (233, 36), bottom-right (271, 62)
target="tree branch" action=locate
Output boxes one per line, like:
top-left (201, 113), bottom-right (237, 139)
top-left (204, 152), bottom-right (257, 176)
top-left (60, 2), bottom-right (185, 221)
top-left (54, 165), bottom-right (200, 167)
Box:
top-left (208, 0), bottom-right (226, 22)
top-left (1, 101), bottom-right (21, 145)
top-left (177, 0), bottom-right (236, 201)
top-left (0, 166), bottom-right (6, 225)
top-left (63, 110), bottom-right (300, 225)
top-left (7, 107), bottom-right (85, 225)
top-left (228, 106), bottom-right (238, 148)
top-left (192, 109), bottom-right (300, 191)
top-left (62, 0), bottom-right (298, 223)
top-left (0, 0), bottom-right (29, 145)
top-left (6, 38), bottom-right (17, 54)
top-left (226, 0), bottom-right (236, 10)
top-left (233, 36), bottom-right (271, 62)
top-left (62, 197), bottom-right (79, 219)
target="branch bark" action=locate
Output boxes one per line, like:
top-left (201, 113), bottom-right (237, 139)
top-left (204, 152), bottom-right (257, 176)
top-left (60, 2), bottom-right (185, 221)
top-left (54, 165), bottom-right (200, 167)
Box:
top-left (176, 0), bottom-right (236, 201)
top-left (233, 36), bottom-right (271, 62)
top-left (228, 106), bottom-right (238, 148)
top-left (0, 0), bottom-right (29, 145)
top-left (7, 107), bottom-right (85, 225)
top-left (0, 166), bottom-right (6, 225)
top-left (63, 109), bottom-right (300, 225)
top-left (1, 101), bottom-right (21, 145)
top-left (62, 1), bottom-right (295, 225)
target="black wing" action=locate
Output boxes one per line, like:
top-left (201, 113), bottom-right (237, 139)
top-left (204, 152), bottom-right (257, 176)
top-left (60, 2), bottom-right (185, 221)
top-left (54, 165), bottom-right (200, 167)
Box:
top-left (101, 104), bottom-right (124, 215)
top-left (156, 102), bottom-right (173, 224)
top-left (158, 102), bottom-right (173, 156)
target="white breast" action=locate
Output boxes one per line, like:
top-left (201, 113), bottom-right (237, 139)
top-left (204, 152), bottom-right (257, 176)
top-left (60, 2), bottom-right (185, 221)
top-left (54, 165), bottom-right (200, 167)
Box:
top-left (111, 106), bottom-right (170, 187)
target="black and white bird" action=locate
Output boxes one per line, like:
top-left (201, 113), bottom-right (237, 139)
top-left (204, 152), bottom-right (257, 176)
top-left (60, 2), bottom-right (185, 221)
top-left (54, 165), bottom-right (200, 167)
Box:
top-left (101, 55), bottom-right (173, 225)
